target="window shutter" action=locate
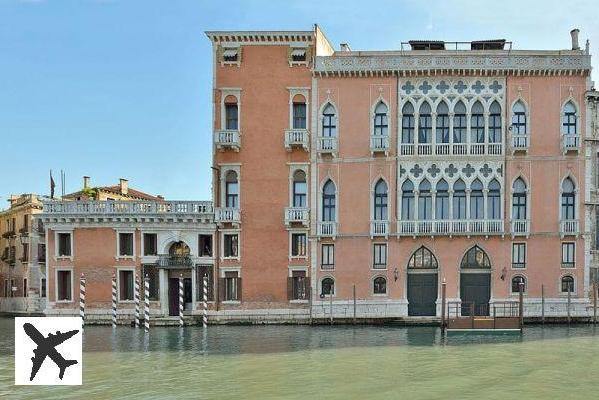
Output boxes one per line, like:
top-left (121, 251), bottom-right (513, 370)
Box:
top-left (237, 278), bottom-right (242, 302)
top-left (287, 277), bottom-right (293, 300)
top-left (218, 278), bottom-right (226, 302)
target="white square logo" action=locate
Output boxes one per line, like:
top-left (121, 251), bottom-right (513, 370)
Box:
top-left (14, 317), bottom-right (82, 385)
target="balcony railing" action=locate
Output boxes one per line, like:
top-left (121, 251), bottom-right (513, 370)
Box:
top-left (561, 134), bottom-right (580, 153)
top-left (560, 219), bottom-right (579, 236)
top-left (43, 201), bottom-right (213, 216)
top-left (512, 135), bottom-right (529, 152)
top-left (157, 254), bottom-right (194, 268)
top-left (284, 207), bottom-right (309, 226)
top-left (284, 129), bottom-right (309, 151)
top-left (510, 219), bottom-right (530, 236)
top-left (370, 135), bottom-right (389, 153)
top-left (397, 220), bottom-right (504, 236)
top-left (417, 143), bottom-right (432, 155)
top-left (317, 221), bottom-right (337, 237)
top-left (470, 143), bottom-right (485, 155)
top-left (488, 143), bottom-right (502, 155)
top-left (370, 220), bottom-right (389, 237)
top-left (435, 143), bottom-right (450, 155)
top-left (214, 129), bottom-right (241, 151)
top-left (398, 143), bottom-right (502, 156)
top-left (317, 136), bottom-right (338, 155)
top-left (215, 207), bottom-right (241, 224)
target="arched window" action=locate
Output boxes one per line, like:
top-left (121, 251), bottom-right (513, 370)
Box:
top-left (322, 180), bottom-right (336, 222)
top-left (418, 102), bottom-right (432, 144)
top-left (471, 101), bottom-right (485, 144)
top-left (512, 178), bottom-right (527, 220)
top-left (461, 246), bottom-right (491, 269)
top-left (435, 179), bottom-right (449, 220)
top-left (408, 246), bottom-right (438, 269)
top-left (401, 180), bottom-right (414, 220)
top-left (292, 170), bottom-right (307, 207)
top-left (487, 179), bottom-right (501, 220)
top-left (561, 177), bottom-right (575, 220)
top-left (373, 276), bottom-right (387, 295)
top-left (225, 170), bottom-right (239, 208)
top-left (436, 102), bottom-right (450, 144)
top-left (401, 103), bottom-right (415, 144)
top-left (562, 101), bottom-right (577, 135)
top-left (453, 179), bottom-right (466, 219)
top-left (453, 101), bottom-right (467, 143)
top-left (293, 96), bottom-right (307, 129)
top-left (470, 179), bottom-right (484, 220)
top-left (511, 276), bottom-right (526, 293)
top-left (561, 275), bottom-right (574, 293)
top-left (489, 101), bottom-right (501, 143)
top-left (374, 102), bottom-right (388, 136)
top-left (512, 101), bottom-right (527, 135)
top-left (169, 241), bottom-right (191, 256)
top-left (418, 179), bottom-right (432, 220)
top-left (322, 104), bottom-right (337, 137)
top-left (224, 97), bottom-right (238, 130)
top-left (321, 277), bottom-right (335, 296)
top-left (374, 179), bottom-right (388, 221)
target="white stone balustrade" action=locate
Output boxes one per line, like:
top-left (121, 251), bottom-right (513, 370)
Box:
top-left (43, 200), bottom-right (213, 216)
top-left (214, 129), bottom-right (241, 151)
top-left (561, 134), bottom-right (580, 152)
top-left (215, 207), bottom-right (241, 224)
top-left (397, 219), bottom-right (504, 236)
top-left (511, 219), bottom-right (530, 236)
top-left (397, 143), bottom-right (502, 156)
top-left (317, 136), bottom-right (338, 154)
top-left (370, 221), bottom-right (389, 237)
top-left (560, 219), bottom-right (579, 236)
top-left (512, 135), bottom-right (529, 152)
top-left (370, 135), bottom-right (389, 153)
top-left (284, 129), bottom-right (309, 151)
top-left (284, 207), bottom-right (310, 226)
top-left (317, 221), bottom-right (337, 237)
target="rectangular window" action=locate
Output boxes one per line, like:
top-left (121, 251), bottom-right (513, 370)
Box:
top-left (373, 243), bottom-right (387, 269)
top-left (471, 114), bottom-right (485, 143)
top-left (291, 233), bottom-right (307, 257)
top-left (23, 278), bottom-right (27, 297)
top-left (22, 214), bottom-right (29, 233)
top-left (453, 114), bottom-right (466, 143)
top-left (22, 243), bottom-right (29, 262)
top-left (10, 279), bottom-right (15, 297)
top-left (57, 270), bottom-right (72, 301)
top-left (418, 114), bottom-right (432, 143)
top-left (57, 233), bottom-right (71, 257)
top-left (3, 279), bottom-right (8, 297)
top-left (561, 242), bottom-right (575, 268)
top-left (436, 114), bottom-right (449, 143)
top-left (119, 233), bottom-right (134, 257)
top-left (293, 103), bottom-right (306, 129)
top-left (38, 243), bottom-right (46, 263)
top-left (199, 235), bottom-right (213, 257)
top-left (489, 114), bottom-right (501, 143)
top-left (196, 265), bottom-right (214, 301)
top-left (512, 243), bottom-right (526, 269)
top-left (41, 278), bottom-right (46, 298)
top-left (223, 271), bottom-right (240, 301)
top-left (224, 234), bottom-right (239, 258)
top-left (401, 115), bottom-right (414, 143)
top-left (143, 233), bottom-right (157, 256)
top-left (289, 271), bottom-right (308, 301)
top-left (118, 270), bottom-right (134, 301)
top-left (321, 244), bottom-right (334, 270)
top-left (142, 265), bottom-right (160, 301)
top-left (225, 104), bottom-right (238, 130)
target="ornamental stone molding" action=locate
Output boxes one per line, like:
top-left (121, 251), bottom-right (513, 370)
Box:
top-left (398, 160), bottom-right (504, 189)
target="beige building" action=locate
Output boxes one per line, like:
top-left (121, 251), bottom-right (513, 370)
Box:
top-left (63, 176), bottom-right (164, 202)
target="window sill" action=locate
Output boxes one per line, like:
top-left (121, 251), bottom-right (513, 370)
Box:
top-left (116, 256), bottom-right (135, 260)
top-left (560, 266), bottom-right (576, 269)
top-left (118, 300), bottom-right (135, 304)
top-left (222, 257), bottom-right (240, 261)
top-left (290, 256), bottom-right (309, 260)
top-left (56, 300), bottom-right (73, 303)
top-left (55, 256), bottom-right (73, 261)
top-left (290, 299), bottom-right (309, 304)
top-left (372, 266), bottom-right (387, 271)
top-left (373, 293), bottom-right (388, 297)
top-left (222, 300), bottom-right (241, 305)
top-left (510, 266), bottom-right (527, 270)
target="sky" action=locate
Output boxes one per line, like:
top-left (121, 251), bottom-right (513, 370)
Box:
top-left (1, 0), bottom-right (598, 205)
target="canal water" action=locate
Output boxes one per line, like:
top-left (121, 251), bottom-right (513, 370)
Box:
top-left (1, 318), bottom-right (598, 399)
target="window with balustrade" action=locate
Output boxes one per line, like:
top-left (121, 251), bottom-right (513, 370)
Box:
top-left (293, 101), bottom-right (306, 129)
top-left (401, 180), bottom-right (414, 220)
top-left (512, 101), bottom-right (527, 135)
top-left (436, 102), bottom-right (450, 144)
top-left (561, 242), bottom-right (575, 268)
top-left (373, 179), bottom-right (388, 221)
top-left (470, 101), bottom-right (485, 144)
top-left (373, 276), bottom-right (387, 295)
top-left (512, 243), bottom-right (526, 269)
top-left (487, 179), bottom-right (501, 219)
top-left (562, 101), bottom-right (577, 135)
top-left (401, 103), bottom-right (415, 144)
top-left (293, 170), bottom-right (307, 207)
top-left (561, 177), bottom-right (575, 220)
top-left (453, 101), bottom-right (467, 144)
top-left (225, 103), bottom-right (238, 130)
top-left (418, 102), bottom-right (432, 144)
top-left (322, 180), bottom-right (336, 222)
top-left (488, 101), bottom-right (501, 143)
top-left (225, 170), bottom-right (239, 208)
top-left (322, 104), bottom-right (337, 137)
top-left (453, 179), bottom-right (467, 220)
top-left (373, 102), bottom-right (388, 136)
top-left (321, 244), bottom-right (334, 270)
top-left (511, 275), bottom-right (526, 294)
top-left (470, 179), bottom-right (484, 220)
top-left (418, 179), bottom-right (432, 220)
top-left (512, 178), bottom-right (527, 220)
top-left (435, 179), bottom-right (449, 219)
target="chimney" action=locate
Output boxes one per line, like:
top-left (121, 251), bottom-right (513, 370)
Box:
top-left (119, 178), bottom-right (129, 195)
top-left (340, 43), bottom-right (351, 52)
top-left (9, 195), bottom-right (18, 206)
top-left (83, 176), bottom-right (90, 189)
top-left (570, 28), bottom-right (580, 50)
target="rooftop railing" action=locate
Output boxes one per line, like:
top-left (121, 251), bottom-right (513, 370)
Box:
top-left (43, 201), bottom-right (214, 216)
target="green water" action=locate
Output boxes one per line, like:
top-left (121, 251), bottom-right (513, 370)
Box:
top-left (1, 319), bottom-right (598, 399)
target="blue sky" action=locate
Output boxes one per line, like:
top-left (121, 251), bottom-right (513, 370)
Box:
top-left (1, 0), bottom-right (597, 204)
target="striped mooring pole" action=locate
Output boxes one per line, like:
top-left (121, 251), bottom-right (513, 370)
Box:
top-left (202, 274), bottom-right (208, 328)
top-left (111, 273), bottom-right (117, 328)
top-left (134, 277), bottom-right (140, 328)
top-left (144, 274), bottom-right (150, 332)
top-left (178, 274), bottom-right (184, 327)
top-left (79, 273), bottom-right (86, 329)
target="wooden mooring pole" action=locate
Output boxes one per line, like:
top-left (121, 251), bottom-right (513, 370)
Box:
top-left (440, 279), bottom-right (446, 334)
top-left (567, 286), bottom-right (572, 325)
top-left (541, 284), bottom-right (545, 325)
top-left (134, 277), bottom-right (140, 328)
top-left (593, 281), bottom-right (597, 325)
top-left (329, 292), bottom-right (333, 325)
top-left (519, 282), bottom-right (524, 329)
top-left (111, 273), bottom-right (117, 328)
top-left (352, 284), bottom-right (356, 325)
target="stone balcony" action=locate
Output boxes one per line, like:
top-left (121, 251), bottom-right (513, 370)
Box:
top-left (215, 207), bottom-right (241, 226)
top-left (370, 220), bottom-right (389, 238)
top-left (511, 135), bottom-right (529, 153)
top-left (510, 219), bottom-right (530, 237)
top-left (370, 135), bottom-right (389, 154)
top-left (317, 221), bottom-right (337, 238)
top-left (284, 207), bottom-right (309, 227)
top-left (214, 129), bottom-right (241, 151)
top-left (561, 134), bottom-right (580, 154)
top-left (560, 219), bottom-right (579, 237)
top-left (397, 219), bottom-right (504, 236)
top-left (399, 143), bottom-right (502, 157)
top-left (284, 129), bottom-right (309, 151)
top-left (317, 136), bottom-right (338, 156)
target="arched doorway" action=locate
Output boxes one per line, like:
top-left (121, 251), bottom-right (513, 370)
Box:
top-left (167, 241), bottom-right (192, 316)
top-left (460, 245), bottom-right (491, 316)
top-left (407, 246), bottom-right (438, 316)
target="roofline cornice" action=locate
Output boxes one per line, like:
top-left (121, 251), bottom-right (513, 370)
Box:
top-left (205, 31), bottom-right (314, 45)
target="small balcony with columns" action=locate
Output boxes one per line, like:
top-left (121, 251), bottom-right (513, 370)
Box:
top-left (284, 207), bottom-right (309, 227)
top-left (284, 129), bottom-right (309, 152)
top-left (214, 129), bottom-right (241, 152)
top-left (370, 135), bottom-right (389, 155)
top-left (215, 207), bottom-right (241, 226)
top-left (370, 220), bottom-right (389, 238)
top-left (560, 219), bottom-right (579, 237)
top-left (317, 136), bottom-right (338, 156)
top-left (317, 221), bottom-right (337, 238)
top-left (561, 134), bottom-right (580, 154)
top-left (510, 219), bottom-right (530, 237)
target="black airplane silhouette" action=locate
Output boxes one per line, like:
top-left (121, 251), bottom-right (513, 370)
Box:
top-left (23, 323), bottom-right (79, 381)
